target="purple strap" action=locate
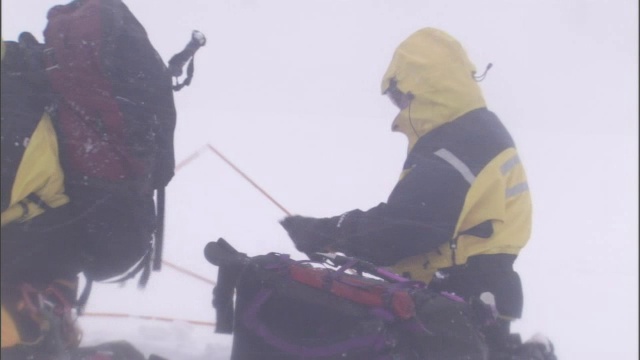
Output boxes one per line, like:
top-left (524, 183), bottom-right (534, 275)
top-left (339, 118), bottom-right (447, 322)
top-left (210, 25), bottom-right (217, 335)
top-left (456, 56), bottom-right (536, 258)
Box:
top-left (243, 288), bottom-right (393, 358)
top-left (375, 267), bottom-right (413, 283)
top-left (440, 291), bottom-right (466, 303)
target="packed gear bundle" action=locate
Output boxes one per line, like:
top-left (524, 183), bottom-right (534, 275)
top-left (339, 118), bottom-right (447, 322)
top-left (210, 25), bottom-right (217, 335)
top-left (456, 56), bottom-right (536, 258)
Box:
top-left (1, 0), bottom-right (205, 356)
top-left (205, 238), bottom-right (491, 360)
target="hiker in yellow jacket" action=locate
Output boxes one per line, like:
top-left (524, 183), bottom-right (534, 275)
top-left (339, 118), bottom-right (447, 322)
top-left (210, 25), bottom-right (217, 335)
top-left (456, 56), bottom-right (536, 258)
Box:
top-left (281, 28), bottom-right (555, 359)
top-left (1, 38), bottom-right (82, 356)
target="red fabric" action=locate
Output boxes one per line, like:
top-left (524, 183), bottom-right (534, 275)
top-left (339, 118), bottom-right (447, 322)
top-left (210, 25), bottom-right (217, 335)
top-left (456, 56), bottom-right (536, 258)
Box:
top-left (390, 291), bottom-right (415, 320)
top-left (288, 263), bottom-right (416, 319)
top-left (44, 0), bottom-right (143, 182)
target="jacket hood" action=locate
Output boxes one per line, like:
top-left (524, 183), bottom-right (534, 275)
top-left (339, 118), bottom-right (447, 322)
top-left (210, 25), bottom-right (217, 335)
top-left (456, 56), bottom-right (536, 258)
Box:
top-left (381, 28), bottom-right (486, 151)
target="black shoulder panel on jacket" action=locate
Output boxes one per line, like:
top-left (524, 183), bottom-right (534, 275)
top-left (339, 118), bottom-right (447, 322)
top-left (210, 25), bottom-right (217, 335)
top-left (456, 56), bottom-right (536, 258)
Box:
top-left (408, 108), bottom-right (515, 176)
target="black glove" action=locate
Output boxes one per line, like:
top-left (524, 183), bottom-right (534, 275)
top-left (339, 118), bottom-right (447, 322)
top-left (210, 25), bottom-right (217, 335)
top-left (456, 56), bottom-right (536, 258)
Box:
top-left (279, 215), bottom-right (338, 254)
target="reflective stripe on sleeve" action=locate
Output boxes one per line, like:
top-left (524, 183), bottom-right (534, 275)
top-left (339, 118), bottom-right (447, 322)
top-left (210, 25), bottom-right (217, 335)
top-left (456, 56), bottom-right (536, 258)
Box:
top-left (506, 182), bottom-right (529, 198)
top-left (501, 155), bottom-right (521, 175)
top-left (434, 148), bottom-right (476, 184)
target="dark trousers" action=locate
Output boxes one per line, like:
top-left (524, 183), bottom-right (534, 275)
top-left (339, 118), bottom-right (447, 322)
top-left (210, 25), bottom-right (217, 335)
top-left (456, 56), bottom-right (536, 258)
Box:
top-left (429, 253), bottom-right (524, 353)
top-left (429, 253), bottom-right (523, 319)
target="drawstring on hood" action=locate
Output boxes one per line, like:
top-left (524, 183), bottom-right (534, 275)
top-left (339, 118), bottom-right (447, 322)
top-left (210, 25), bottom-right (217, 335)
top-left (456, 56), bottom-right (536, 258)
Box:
top-left (381, 28), bottom-right (487, 152)
top-left (472, 63), bottom-right (493, 82)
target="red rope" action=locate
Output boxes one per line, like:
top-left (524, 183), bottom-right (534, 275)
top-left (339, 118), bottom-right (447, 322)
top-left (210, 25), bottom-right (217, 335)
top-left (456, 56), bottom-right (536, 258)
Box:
top-left (205, 143), bottom-right (291, 216)
top-left (159, 146), bottom-right (217, 285)
top-left (175, 145), bottom-right (208, 171)
top-left (81, 144), bottom-right (292, 327)
top-left (161, 261), bottom-right (216, 286)
top-left (159, 143), bottom-right (293, 287)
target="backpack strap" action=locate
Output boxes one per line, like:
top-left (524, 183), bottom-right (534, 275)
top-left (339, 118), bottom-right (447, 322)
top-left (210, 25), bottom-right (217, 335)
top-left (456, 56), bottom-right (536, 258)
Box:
top-left (75, 278), bottom-right (92, 315)
top-left (26, 193), bottom-right (53, 212)
top-left (171, 56), bottom-right (195, 92)
top-left (213, 262), bottom-right (245, 334)
top-left (99, 250), bottom-right (152, 286)
top-left (75, 254), bottom-right (149, 316)
top-left (152, 187), bottom-right (166, 271)
top-left (14, 193), bottom-right (53, 222)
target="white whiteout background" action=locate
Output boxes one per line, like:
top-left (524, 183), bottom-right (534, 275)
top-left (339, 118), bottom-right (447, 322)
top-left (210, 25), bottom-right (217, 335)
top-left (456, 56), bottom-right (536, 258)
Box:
top-left (2, 1), bottom-right (638, 359)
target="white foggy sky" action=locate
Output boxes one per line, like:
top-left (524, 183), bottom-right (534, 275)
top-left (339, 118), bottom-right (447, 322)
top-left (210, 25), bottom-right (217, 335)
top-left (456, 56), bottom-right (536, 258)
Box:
top-left (2, 1), bottom-right (638, 359)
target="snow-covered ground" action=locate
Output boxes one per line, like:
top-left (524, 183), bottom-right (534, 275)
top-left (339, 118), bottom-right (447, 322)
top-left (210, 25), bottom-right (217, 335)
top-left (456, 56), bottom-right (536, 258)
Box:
top-left (79, 317), bottom-right (231, 359)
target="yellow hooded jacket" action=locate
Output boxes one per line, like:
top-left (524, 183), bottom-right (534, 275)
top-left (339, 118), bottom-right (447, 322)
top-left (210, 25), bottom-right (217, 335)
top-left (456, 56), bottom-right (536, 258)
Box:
top-left (1, 39), bottom-right (69, 227)
top-left (1, 38), bottom-right (69, 348)
top-left (325, 28), bottom-right (531, 288)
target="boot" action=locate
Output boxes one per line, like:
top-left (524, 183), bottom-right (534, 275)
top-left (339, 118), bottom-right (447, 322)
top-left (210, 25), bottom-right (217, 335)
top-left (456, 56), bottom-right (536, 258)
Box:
top-left (484, 318), bottom-right (523, 359)
top-left (43, 277), bottom-right (83, 349)
top-left (1, 277), bottom-right (82, 359)
top-left (514, 333), bottom-right (557, 360)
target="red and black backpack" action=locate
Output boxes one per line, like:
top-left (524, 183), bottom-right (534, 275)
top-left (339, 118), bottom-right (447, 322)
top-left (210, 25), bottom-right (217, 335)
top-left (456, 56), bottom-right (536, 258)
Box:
top-left (5, 0), bottom-right (205, 287)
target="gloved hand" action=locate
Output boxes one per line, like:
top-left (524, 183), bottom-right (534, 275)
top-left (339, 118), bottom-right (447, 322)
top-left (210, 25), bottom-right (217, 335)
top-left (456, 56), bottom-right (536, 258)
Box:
top-left (279, 215), bottom-right (336, 255)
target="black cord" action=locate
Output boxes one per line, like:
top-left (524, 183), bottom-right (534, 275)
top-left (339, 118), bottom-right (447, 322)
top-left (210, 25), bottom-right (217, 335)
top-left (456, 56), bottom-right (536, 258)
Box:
top-left (472, 63), bottom-right (493, 82)
top-left (408, 97), bottom-right (419, 138)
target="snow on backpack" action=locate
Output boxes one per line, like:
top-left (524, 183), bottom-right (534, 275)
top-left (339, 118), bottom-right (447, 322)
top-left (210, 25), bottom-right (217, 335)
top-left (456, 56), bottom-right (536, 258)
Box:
top-left (38, 0), bottom-right (205, 276)
top-left (42, 0), bottom-right (191, 192)
top-left (205, 238), bottom-right (490, 360)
